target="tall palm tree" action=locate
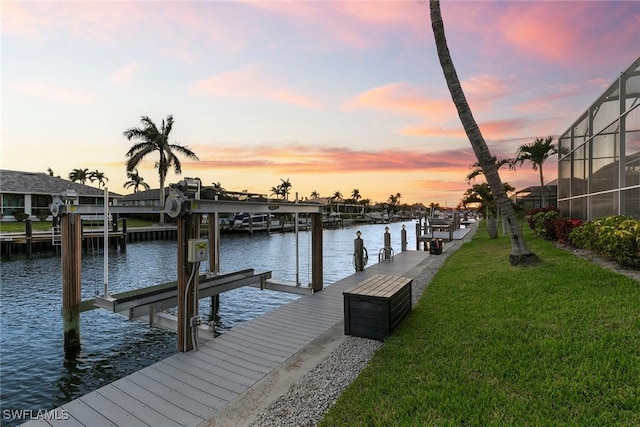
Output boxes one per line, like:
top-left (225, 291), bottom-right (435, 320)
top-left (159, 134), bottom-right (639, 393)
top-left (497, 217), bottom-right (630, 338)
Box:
top-left (351, 189), bottom-right (361, 203)
top-left (88, 170), bottom-right (109, 188)
top-left (123, 115), bottom-right (199, 225)
top-left (430, 0), bottom-right (537, 265)
top-left (123, 169), bottom-right (150, 193)
top-left (511, 136), bottom-right (558, 208)
top-left (68, 168), bottom-right (89, 184)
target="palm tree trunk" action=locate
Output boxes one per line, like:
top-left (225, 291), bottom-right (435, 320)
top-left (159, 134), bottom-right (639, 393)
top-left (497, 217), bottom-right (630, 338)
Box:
top-left (430, 0), bottom-right (538, 265)
top-left (159, 176), bottom-right (166, 226)
top-left (539, 168), bottom-right (546, 208)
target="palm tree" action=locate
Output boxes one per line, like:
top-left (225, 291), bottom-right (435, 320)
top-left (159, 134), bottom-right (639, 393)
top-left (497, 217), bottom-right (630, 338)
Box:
top-left (279, 178), bottom-right (292, 201)
top-left (68, 168), bottom-right (89, 184)
top-left (466, 156), bottom-right (511, 184)
top-left (88, 170), bottom-right (109, 188)
top-left (123, 115), bottom-right (199, 225)
top-left (511, 136), bottom-right (558, 207)
top-left (331, 191), bottom-right (343, 202)
top-left (46, 168), bottom-right (60, 178)
top-left (461, 182), bottom-right (515, 239)
top-left (310, 190), bottom-right (320, 199)
top-left (351, 189), bottom-right (361, 203)
top-left (123, 169), bottom-right (150, 193)
top-left (387, 193), bottom-right (401, 213)
top-left (211, 182), bottom-right (227, 198)
top-left (430, 0), bottom-right (537, 265)
top-left (270, 185), bottom-right (283, 199)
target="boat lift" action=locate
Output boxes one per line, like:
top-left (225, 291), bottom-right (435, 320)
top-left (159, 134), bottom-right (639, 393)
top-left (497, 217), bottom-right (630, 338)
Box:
top-left (51, 179), bottom-right (325, 354)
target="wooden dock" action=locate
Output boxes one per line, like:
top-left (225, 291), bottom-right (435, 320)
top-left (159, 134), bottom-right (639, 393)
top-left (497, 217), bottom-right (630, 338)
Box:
top-left (22, 250), bottom-right (446, 427)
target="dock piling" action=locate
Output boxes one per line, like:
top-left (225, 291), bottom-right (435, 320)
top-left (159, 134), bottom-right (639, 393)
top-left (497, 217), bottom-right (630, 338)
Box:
top-left (61, 213), bottom-right (82, 356)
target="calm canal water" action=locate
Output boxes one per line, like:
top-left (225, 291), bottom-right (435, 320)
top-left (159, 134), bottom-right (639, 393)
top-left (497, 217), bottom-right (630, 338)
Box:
top-left (0, 222), bottom-right (418, 426)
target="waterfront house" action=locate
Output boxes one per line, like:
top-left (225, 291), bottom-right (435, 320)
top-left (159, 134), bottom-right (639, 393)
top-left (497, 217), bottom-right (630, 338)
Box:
top-left (0, 169), bottom-right (122, 221)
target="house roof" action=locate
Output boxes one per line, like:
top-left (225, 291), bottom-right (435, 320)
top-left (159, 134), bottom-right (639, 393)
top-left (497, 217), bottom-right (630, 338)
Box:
top-left (0, 169), bottom-right (123, 198)
top-left (516, 179), bottom-right (558, 194)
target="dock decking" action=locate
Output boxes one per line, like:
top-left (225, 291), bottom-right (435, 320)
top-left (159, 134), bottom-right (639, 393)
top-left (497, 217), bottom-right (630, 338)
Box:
top-left (22, 250), bottom-right (444, 427)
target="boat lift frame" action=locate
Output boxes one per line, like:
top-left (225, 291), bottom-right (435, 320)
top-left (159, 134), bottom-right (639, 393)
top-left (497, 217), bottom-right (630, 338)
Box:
top-left (52, 185), bottom-right (324, 354)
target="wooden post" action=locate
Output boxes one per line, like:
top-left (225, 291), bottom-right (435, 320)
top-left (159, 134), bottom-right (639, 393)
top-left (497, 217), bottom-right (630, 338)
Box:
top-left (177, 213), bottom-right (201, 352)
top-left (415, 220), bottom-right (421, 251)
top-left (354, 231), bottom-right (364, 272)
top-left (121, 218), bottom-right (127, 252)
top-left (401, 225), bottom-right (407, 252)
top-left (208, 213), bottom-right (220, 322)
top-left (25, 219), bottom-right (32, 257)
top-left (383, 227), bottom-right (391, 260)
top-left (61, 213), bottom-right (82, 356)
top-left (311, 213), bottom-right (323, 292)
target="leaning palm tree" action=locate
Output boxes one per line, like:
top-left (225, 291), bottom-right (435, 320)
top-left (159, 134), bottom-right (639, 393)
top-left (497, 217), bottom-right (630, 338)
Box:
top-left (430, 0), bottom-right (537, 265)
top-left (88, 170), bottom-right (109, 188)
top-left (68, 168), bottom-right (89, 184)
top-left (511, 136), bottom-right (558, 208)
top-left (123, 169), bottom-right (150, 193)
top-left (123, 115), bottom-right (199, 225)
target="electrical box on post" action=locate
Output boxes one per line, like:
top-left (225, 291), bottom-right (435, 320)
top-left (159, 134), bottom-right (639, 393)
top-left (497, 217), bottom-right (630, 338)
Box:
top-left (187, 238), bottom-right (209, 263)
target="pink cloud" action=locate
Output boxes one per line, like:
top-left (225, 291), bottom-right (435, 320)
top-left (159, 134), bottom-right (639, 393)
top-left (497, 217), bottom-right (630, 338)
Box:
top-left (242, 0), bottom-right (425, 50)
top-left (346, 83), bottom-right (455, 119)
top-left (188, 143), bottom-right (477, 175)
top-left (110, 62), bottom-right (144, 86)
top-left (495, 2), bottom-right (640, 64)
top-left (403, 118), bottom-right (534, 141)
top-left (189, 65), bottom-right (321, 108)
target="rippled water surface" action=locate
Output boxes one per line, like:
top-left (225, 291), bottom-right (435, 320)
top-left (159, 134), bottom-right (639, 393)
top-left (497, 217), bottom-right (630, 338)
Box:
top-left (0, 222), bottom-right (417, 425)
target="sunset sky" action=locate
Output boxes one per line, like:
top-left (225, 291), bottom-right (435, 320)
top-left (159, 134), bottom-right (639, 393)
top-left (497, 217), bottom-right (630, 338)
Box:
top-left (2, 1), bottom-right (639, 207)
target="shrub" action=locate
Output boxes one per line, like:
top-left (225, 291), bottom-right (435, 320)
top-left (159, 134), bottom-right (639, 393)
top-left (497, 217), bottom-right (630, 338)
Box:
top-left (529, 208), bottom-right (560, 240)
top-left (14, 213), bottom-right (30, 222)
top-left (569, 215), bottom-right (640, 267)
top-left (554, 218), bottom-right (583, 244)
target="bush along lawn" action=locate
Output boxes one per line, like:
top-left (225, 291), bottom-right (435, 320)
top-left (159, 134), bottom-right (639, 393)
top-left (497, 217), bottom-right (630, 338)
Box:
top-left (528, 209), bottom-right (640, 268)
top-left (320, 224), bottom-right (640, 426)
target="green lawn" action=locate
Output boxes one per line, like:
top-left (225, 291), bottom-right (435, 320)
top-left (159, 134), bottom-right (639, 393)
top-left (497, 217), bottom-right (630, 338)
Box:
top-left (0, 218), bottom-right (158, 233)
top-left (321, 224), bottom-right (640, 426)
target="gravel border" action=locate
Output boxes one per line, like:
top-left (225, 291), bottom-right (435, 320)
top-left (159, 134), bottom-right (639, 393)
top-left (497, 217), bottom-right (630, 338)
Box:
top-left (251, 234), bottom-right (472, 427)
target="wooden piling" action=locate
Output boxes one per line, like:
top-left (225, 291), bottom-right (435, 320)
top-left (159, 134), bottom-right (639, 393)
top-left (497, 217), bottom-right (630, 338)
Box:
top-left (61, 213), bottom-right (82, 356)
top-left (208, 213), bottom-right (220, 322)
top-left (121, 218), bottom-right (127, 251)
top-left (354, 232), bottom-right (364, 272)
top-left (383, 227), bottom-right (391, 260)
top-left (177, 213), bottom-right (201, 352)
top-left (25, 219), bottom-right (32, 257)
top-left (401, 225), bottom-right (407, 252)
top-left (311, 213), bottom-right (323, 292)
